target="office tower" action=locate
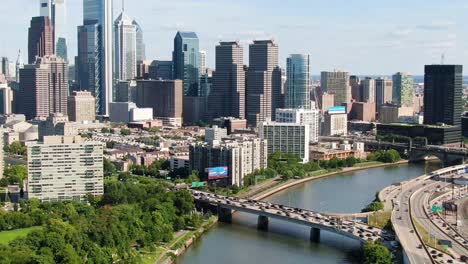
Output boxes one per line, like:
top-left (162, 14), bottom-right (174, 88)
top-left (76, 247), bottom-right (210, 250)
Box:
top-left (276, 108), bottom-right (320, 143)
top-left (324, 106), bottom-right (348, 136)
top-left (1, 57), bottom-right (9, 78)
top-left (136, 80), bottom-right (183, 127)
top-left (321, 71), bottom-right (351, 106)
top-left (424, 65), bottom-right (463, 127)
top-left (199, 50), bottom-right (207, 74)
top-left (246, 40), bottom-right (282, 126)
top-left (375, 77), bottom-right (393, 112)
top-left (285, 54), bottom-right (310, 109)
top-left (136, 60), bottom-right (150, 79)
top-left (133, 20), bottom-right (145, 62)
top-left (83, 0), bottom-right (113, 116)
top-left (173, 31), bottom-right (200, 96)
top-left (350, 102), bottom-right (376, 122)
top-left (0, 79), bottom-right (13, 115)
top-left (260, 122), bottom-right (310, 163)
top-left (209, 41), bottom-right (245, 119)
top-left (115, 80), bottom-right (137, 102)
top-left (361, 77), bottom-right (375, 103)
top-left (27, 135), bottom-right (104, 202)
top-left (392, 72), bottom-right (414, 107)
top-left (16, 50), bottom-right (24, 83)
top-left (40, 0), bottom-right (53, 16)
top-left (190, 138), bottom-right (268, 186)
top-left (18, 56), bottom-right (68, 120)
top-left (148, 60), bottom-right (173, 80)
top-left (40, 0), bottom-right (68, 60)
top-left (67, 91), bottom-right (96, 122)
top-left (28, 16), bottom-right (54, 64)
top-left (350, 75), bottom-right (361, 101)
top-left (77, 23), bottom-right (102, 113)
top-left (319, 92), bottom-right (335, 113)
top-left (114, 10), bottom-right (137, 81)
top-left (199, 72), bottom-right (212, 98)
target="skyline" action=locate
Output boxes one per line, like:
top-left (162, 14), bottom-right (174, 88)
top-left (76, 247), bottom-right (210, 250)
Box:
top-left (0, 0), bottom-right (467, 74)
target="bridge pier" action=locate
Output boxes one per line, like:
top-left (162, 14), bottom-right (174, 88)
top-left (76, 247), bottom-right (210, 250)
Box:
top-left (310, 227), bottom-right (321, 242)
top-left (257, 215), bottom-right (269, 231)
top-left (218, 205), bottom-right (232, 223)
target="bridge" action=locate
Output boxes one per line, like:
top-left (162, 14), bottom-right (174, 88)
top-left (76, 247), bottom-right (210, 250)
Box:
top-left (319, 136), bottom-right (468, 166)
top-left (193, 191), bottom-right (384, 243)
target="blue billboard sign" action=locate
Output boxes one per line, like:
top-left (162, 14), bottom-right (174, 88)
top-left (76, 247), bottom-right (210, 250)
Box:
top-left (208, 167), bottom-right (229, 180)
top-left (328, 106), bottom-right (346, 114)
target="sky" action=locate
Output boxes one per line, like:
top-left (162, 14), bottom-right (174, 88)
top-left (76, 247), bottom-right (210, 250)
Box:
top-left (1, 0), bottom-right (467, 75)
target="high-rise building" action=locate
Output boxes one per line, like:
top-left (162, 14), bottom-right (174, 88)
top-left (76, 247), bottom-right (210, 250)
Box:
top-left (424, 65), bottom-right (463, 127)
top-left (148, 60), bottom-right (173, 80)
top-left (28, 16), bottom-right (54, 64)
top-left (319, 92), bottom-right (335, 113)
top-left (260, 122), bottom-right (310, 163)
top-left (285, 54), bottom-right (310, 109)
top-left (275, 108), bottom-right (320, 143)
top-left (190, 137), bottom-right (268, 186)
top-left (199, 50), bottom-right (207, 74)
top-left (324, 106), bottom-right (348, 136)
top-left (18, 56), bottom-right (68, 120)
top-left (392, 72), bottom-right (414, 107)
top-left (114, 10), bottom-right (137, 81)
top-left (38, 113), bottom-right (77, 140)
top-left (172, 31), bottom-right (200, 96)
top-left (67, 91), bottom-right (96, 122)
top-left (40, 0), bottom-right (68, 60)
top-left (114, 80), bottom-right (137, 102)
top-left (27, 136), bottom-right (104, 202)
top-left (321, 71), bottom-right (351, 106)
top-left (375, 77), bottom-right (393, 112)
top-left (82, 0), bottom-right (113, 116)
top-left (246, 40), bottom-right (282, 126)
top-left (136, 80), bottom-right (183, 126)
top-left (361, 77), bottom-right (375, 103)
top-left (133, 20), bottom-right (145, 62)
top-left (209, 41), bottom-right (245, 119)
top-left (1, 57), bottom-right (9, 78)
top-left (205, 125), bottom-right (228, 144)
top-left (350, 75), bottom-right (361, 102)
top-left (0, 79), bottom-right (13, 115)
top-left (16, 50), bottom-right (24, 83)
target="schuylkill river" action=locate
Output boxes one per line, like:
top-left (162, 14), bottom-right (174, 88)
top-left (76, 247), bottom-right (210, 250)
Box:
top-left (178, 161), bottom-right (442, 264)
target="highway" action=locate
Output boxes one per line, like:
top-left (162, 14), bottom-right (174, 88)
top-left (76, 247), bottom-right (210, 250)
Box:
top-left (193, 191), bottom-right (385, 243)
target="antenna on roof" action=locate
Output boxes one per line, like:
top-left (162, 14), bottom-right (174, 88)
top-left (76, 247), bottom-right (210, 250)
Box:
top-left (441, 53), bottom-right (445, 65)
top-left (122, 0), bottom-right (125, 12)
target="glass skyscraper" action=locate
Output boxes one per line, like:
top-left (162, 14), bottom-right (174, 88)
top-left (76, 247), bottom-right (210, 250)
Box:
top-left (392, 72), bottom-right (414, 107)
top-left (172, 31), bottom-right (200, 96)
top-left (286, 54), bottom-right (311, 109)
top-left (81, 0), bottom-right (113, 116)
top-left (114, 11), bottom-right (137, 81)
top-left (39, 0), bottom-right (68, 60)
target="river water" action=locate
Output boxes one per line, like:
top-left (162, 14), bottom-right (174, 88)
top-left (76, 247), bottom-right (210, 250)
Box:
top-left (178, 162), bottom-right (442, 264)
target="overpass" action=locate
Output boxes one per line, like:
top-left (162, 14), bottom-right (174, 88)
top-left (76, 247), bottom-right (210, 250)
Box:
top-left (193, 191), bottom-right (384, 243)
top-left (319, 136), bottom-right (468, 166)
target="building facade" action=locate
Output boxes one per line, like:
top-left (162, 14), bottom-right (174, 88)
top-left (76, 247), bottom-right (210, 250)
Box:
top-left (286, 54), bottom-right (310, 109)
top-left (114, 11), bottom-right (137, 81)
top-left (392, 72), bottom-right (414, 107)
top-left (173, 32), bottom-right (200, 96)
top-left (67, 91), bottom-right (96, 122)
top-left (321, 71), bottom-right (351, 106)
top-left (27, 136), bottom-right (104, 202)
top-left (324, 106), bottom-right (348, 136)
top-left (28, 16), bottom-right (54, 64)
top-left (361, 77), bottom-right (375, 103)
top-left (375, 77), bottom-right (393, 112)
top-left (275, 108), bottom-right (319, 143)
top-left (149, 60), bottom-right (173, 80)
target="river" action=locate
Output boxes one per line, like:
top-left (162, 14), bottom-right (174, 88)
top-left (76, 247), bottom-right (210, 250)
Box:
top-left (178, 162), bottom-right (442, 264)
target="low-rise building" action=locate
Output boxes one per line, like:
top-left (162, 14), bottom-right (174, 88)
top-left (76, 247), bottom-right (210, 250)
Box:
top-left (26, 136), bottom-right (104, 202)
top-left (170, 156), bottom-right (190, 171)
top-left (205, 126), bottom-right (227, 144)
top-left (212, 117), bottom-right (248, 134)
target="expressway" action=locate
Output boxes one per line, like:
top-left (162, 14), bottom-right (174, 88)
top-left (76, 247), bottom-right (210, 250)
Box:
top-left (193, 191), bottom-right (384, 243)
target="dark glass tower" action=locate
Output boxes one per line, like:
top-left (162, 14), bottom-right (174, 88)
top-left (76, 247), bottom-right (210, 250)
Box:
top-left (172, 32), bottom-right (200, 96)
top-left (424, 65), bottom-right (463, 127)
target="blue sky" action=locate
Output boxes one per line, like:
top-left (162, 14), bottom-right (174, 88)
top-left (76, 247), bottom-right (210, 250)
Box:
top-left (1, 0), bottom-right (467, 74)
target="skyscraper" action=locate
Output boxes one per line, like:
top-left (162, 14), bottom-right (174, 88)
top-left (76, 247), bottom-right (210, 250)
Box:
top-left (39, 0), bottom-right (68, 60)
top-left (172, 31), bottom-right (200, 96)
top-left (28, 16), bottom-right (54, 64)
top-left (375, 77), bottom-right (392, 111)
top-left (199, 50), bottom-right (207, 74)
top-left (424, 65), bottom-right (463, 127)
top-left (246, 40), bottom-right (282, 127)
top-left (82, 0), bottom-right (113, 116)
top-left (67, 91), bottom-right (96, 122)
top-left (209, 41), bottom-right (245, 119)
top-left (350, 75), bottom-right (361, 102)
top-left (18, 56), bottom-right (68, 120)
top-left (285, 54), bottom-right (310, 109)
top-left (361, 77), bottom-right (375, 103)
top-left (321, 71), bottom-right (351, 106)
top-left (16, 50), bottom-right (24, 83)
top-left (133, 20), bottom-right (145, 62)
top-left (114, 10), bottom-right (137, 81)
top-left (392, 72), bottom-right (414, 107)
top-left (0, 58), bottom-right (9, 78)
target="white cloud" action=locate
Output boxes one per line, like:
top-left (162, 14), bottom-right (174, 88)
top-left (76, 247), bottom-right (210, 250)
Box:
top-left (416, 21), bottom-right (456, 31)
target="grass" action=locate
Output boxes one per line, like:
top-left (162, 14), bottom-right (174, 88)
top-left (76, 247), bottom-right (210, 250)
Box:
top-left (368, 211), bottom-right (392, 230)
top-left (412, 217), bottom-right (451, 255)
top-left (354, 161), bottom-right (384, 167)
top-left (0, 226), bottom-right (42, 245)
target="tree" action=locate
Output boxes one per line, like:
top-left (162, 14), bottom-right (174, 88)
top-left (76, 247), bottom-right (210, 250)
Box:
top-left (4, 141), bottom-right (27, 156)
top-left (363, 242), bottom-right (393, 264)
top-left (103, 159), bottom-right (117, 176)
top-left (120, 129), bottom-right (131, 136)
top-left (4, 165), bottom-right (28, 185)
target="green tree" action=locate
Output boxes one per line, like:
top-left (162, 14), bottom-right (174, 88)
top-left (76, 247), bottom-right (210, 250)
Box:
top-left (120, 129), bottom-right (131, 136)
top-left (4, 165), bottom-right (28, 186)
top-left (103, 159), bottom-right (117, 176)
top-left (4, 141), bottom-right (27, 156)
top-left (363, 242), bottom-right (393, 264)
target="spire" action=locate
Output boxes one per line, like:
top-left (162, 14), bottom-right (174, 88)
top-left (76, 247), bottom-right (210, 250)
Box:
top-left (122, 0), bottom-right (125, 12)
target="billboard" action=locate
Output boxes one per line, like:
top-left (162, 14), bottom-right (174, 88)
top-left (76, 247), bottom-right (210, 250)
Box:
top-left (208, 167), bottom-right (229, 180)
top-left (328, 106), bottom-right (346, 114)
